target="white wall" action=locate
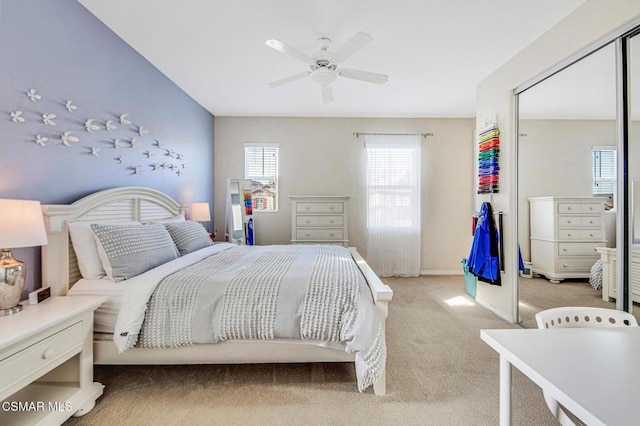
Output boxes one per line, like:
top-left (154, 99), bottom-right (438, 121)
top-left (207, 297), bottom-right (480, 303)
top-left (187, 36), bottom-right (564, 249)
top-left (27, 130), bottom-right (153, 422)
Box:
top-left (476, 1), bottom-right (640, 321)
top-left (214, 117), bottom-right (474, 273)
top-left (518, 119), bottom-right (617, 260)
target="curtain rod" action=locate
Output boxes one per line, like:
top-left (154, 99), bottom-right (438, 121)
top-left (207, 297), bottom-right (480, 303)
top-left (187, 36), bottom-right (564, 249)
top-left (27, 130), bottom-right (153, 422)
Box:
top-left (353, 132), bottom-right (433, 138)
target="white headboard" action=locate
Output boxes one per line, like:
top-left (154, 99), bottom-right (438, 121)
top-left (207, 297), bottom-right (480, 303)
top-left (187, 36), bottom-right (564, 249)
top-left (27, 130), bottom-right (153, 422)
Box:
top-left (42, 186), bottom-right (187, 296)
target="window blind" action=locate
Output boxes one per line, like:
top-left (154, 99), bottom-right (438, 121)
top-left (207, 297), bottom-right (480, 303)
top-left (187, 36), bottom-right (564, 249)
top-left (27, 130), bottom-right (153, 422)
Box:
top-left (244, 144), bottom-right (278, 211)
top-left (592, 148), bottom-right (616, 195)
top-left (367, 145), bottom-right (419, 228)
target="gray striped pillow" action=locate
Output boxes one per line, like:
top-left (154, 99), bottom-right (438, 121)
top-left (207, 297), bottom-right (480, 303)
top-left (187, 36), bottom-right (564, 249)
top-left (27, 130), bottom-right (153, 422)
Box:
top-left (164, 221), bottom-right (213, 256)
top-left (91, 223), bottom-right (179, 282)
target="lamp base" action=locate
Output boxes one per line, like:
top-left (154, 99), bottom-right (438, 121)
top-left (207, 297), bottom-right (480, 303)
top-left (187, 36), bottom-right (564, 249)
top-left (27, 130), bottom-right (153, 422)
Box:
top-left (1, 249), bottom-right (26, 315)
top-left (0, 304), bottom-right (23, 316)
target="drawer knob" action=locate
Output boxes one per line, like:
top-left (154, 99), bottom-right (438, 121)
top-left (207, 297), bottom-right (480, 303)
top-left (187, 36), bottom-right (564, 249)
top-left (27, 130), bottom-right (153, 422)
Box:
top-left (567, 233), bottom-right (572, 237)
top-left (589, 233), bottom-right (594, 237)
top-left (305, 219), bottom-right (310, 224)
top-left (329, 219), bottom-right (335, 223)
top-left (305, 206), bottom-right (310, 210)
top-left (567, 220), bottom-right (571, 224)
top-left (305, 232), bottom-right (311, 237)
top-left (329, 232), bottom-right (335, 237)
top-left (329, 205), bottom-right (335, 210)
top-left (563, 264), bottom-right (568, 268)
top-left (42, 348), bottom-right (55, 359)
top-left (563, 248), bottom-right (567, 252)
top-left (567, 207), bottom-right (572, 210)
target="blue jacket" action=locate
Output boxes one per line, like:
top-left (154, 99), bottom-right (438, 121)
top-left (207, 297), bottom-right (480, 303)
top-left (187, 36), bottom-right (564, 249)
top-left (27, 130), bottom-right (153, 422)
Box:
top-left (468, 202), bottom-right (501, 285)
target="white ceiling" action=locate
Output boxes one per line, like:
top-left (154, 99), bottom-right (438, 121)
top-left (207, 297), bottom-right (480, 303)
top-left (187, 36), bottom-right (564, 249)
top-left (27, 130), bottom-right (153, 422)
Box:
top-left (78, 0), bottom-right (585, 118)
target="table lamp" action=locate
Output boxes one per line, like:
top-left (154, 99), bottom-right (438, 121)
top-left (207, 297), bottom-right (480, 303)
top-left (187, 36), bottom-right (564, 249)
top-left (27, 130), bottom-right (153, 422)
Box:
top-left (0, 199), bottom-right (48, 316)
top-left (190, 202), bottom-right (211, 230)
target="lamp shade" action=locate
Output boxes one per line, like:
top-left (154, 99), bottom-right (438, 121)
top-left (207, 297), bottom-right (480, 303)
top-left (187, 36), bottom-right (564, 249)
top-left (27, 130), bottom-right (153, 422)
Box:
top-left (0, 199), bottom-right (48, 248)
top-left (190, 202), bottom-right (211, 222)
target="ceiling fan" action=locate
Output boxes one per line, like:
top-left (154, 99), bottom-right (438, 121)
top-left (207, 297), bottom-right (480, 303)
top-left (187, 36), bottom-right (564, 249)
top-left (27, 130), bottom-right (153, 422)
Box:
top-left (265, 32), bottom-right (388, 103)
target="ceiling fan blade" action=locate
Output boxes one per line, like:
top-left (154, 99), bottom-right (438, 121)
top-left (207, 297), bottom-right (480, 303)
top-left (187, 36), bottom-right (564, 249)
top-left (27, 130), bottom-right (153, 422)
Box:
top-left (266, 71), bottom-right (311, 88)
top-left (339, 68), bottom-right (388, 84)
top-left (265, 39), bottom-right (314, 63)
top-left (322, 86), bottom-right (334, 103)
top-left (331, 32), bottom-right (373, 63)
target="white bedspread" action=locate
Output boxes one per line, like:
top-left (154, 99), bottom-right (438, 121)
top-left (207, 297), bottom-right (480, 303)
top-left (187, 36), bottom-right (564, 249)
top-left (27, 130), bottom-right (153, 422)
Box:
top-left (113, 243), bottom-right (384, 392)
top-left (113, 243), bottom-right (233, 351)
top-left (67, 277), bottom-right (124, 332)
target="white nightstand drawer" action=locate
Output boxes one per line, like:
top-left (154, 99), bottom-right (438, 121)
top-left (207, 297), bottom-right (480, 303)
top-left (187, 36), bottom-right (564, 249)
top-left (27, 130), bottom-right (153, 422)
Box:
top-left (296, 202), bottom-right (344, 214)
top-left (0, 321), bottom-right (84, 394)
top-left (296, 228), bottom-right (344, 240)
top-left (558, 242), bottom-right (604, 256)
top-left (296, 215), bottom-right (344, 227)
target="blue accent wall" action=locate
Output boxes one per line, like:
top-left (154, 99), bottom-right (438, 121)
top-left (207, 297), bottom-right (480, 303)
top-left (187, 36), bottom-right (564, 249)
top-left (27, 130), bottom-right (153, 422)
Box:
top-left (0, 0), bottom-right (215, 295)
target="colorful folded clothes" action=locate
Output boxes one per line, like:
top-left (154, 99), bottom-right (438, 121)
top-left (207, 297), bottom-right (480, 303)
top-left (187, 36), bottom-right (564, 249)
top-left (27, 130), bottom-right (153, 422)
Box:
top-left (477, 125), bottom-right (500, 193)
top-left (479, 139), bottom-right (500, 151)
top-left (479, 158), bottom-right (499, 166)
top-left (478, 149), bottom-right (500, 160)
top-left (478, 128), bottom-right (500, 142)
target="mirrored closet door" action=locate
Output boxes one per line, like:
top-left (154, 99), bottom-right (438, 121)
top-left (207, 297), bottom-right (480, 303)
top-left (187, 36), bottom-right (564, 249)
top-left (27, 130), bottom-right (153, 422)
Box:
top-left (627, 32), bottom-right (640, 311)
top-left (516, 43), bottom-right (618, 328)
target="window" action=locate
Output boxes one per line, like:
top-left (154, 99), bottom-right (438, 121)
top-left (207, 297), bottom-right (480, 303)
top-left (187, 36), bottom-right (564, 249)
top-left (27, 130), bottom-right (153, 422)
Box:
top-left (365, 134), bottom-right (421, 277)
top-left (592, 147), bottom-right (616, 209)
top-left (244, 143), bottom-right (278, 211)
top-left (366, 143), bottom-right (420, 228)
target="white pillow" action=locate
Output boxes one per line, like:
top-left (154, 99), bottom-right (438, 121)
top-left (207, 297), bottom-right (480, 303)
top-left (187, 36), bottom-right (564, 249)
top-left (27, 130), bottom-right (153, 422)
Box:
top-left (68, 221), bottom-right (141, 280)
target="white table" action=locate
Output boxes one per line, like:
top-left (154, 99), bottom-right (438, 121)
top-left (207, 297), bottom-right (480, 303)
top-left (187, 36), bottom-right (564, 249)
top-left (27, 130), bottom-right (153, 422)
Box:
top-left (481, 327), bottom-right (640, 426)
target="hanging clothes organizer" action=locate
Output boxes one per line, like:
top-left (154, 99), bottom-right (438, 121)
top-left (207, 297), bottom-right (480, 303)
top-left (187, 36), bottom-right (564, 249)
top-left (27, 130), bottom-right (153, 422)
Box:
top-left (477, 124), bottom-right (500, 194)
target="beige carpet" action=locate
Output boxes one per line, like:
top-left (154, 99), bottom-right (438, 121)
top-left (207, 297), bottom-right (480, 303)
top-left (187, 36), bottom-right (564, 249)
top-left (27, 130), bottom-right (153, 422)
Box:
top-left (66, 276), bottom-right (559, 425)
top-left (518, 276), bottom-right (640, 329)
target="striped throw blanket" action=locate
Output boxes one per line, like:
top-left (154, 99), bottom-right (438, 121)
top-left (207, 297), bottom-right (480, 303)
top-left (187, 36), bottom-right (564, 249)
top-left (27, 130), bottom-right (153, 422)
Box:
top-left (135, 244), bottom-right (384, 392)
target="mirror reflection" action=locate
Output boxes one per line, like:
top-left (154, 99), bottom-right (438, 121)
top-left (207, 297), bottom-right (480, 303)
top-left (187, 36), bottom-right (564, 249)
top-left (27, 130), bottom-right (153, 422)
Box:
top-left (517, 42), bottom-right (626, 327)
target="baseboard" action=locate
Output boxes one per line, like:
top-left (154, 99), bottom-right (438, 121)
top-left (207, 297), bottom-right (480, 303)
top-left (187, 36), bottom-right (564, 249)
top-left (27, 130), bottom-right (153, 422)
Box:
top-left (475, 297), bottom-right (514, 323)
top-left (420, 270), bottom-right (463, 276)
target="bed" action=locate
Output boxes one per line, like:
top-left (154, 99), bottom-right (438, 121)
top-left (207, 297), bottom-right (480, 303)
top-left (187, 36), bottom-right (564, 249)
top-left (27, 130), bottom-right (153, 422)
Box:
top-left (596, 246), bottom-right (640, 304)
top-left (41, 186), bottom-right (392, 395)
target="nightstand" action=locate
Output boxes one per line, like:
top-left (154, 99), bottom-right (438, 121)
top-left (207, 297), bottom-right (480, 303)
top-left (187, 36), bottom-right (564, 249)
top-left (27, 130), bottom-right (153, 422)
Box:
top-left (0, 296), bottom-right (106, 425)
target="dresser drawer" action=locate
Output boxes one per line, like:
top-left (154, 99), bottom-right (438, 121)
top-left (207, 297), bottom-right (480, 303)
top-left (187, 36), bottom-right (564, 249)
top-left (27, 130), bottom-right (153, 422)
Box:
top-left (296, 215), bottom-right (344, 227)
top-left (558, 229), bottom-right (604, 240)
top-left (296, 202), bottom-right (344, 214)
top-left (558, 242), bottom-right (604, 256)
top-left (557, 202), bottom-right (602, 214)
top-left (296, 228), bottom-right (344, 240)
top-left (558, 257), bottom-right (600, 271)
top-left (0, 321), bottom-right (84, 394)
top-left (557, 215), bottom-right (602, 227)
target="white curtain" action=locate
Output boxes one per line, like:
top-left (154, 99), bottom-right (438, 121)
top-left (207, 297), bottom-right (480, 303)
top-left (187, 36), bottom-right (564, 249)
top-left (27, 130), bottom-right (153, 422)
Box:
top-left (365, 134), bottom-right (421, 277)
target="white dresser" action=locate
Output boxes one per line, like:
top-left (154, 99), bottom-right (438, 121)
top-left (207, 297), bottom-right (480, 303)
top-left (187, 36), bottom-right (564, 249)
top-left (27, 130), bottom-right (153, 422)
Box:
top-left (290, 196), bottom-right (350, 246)
top-left (529, 196), bottom-right (607, 283)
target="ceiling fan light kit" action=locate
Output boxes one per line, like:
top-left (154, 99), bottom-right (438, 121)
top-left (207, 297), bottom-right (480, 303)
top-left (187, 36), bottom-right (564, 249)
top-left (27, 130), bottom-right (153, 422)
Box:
top-left (265, 32), bottom-right (388, 103)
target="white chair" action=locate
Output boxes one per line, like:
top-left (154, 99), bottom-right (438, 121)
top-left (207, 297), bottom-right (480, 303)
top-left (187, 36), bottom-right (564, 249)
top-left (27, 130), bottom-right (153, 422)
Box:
top-left (534, 307), bottom-right (638, 426)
